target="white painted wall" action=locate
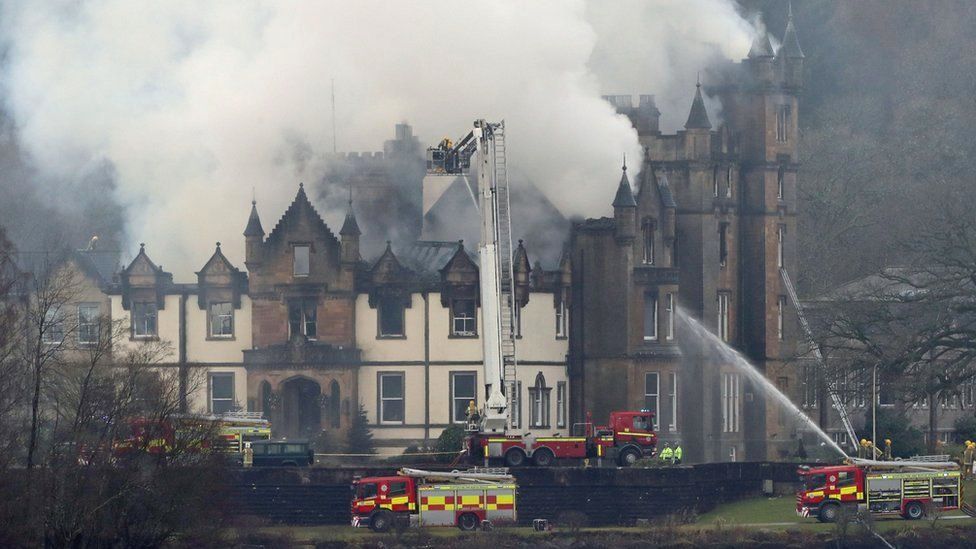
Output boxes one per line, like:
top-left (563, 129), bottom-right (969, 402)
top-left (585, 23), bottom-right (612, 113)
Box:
top-left (186, 296), bottom-right (252, 363)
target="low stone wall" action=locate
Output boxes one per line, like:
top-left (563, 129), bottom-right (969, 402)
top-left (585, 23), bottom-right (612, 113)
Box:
top-left (228, 462), bottom-right (802, 526)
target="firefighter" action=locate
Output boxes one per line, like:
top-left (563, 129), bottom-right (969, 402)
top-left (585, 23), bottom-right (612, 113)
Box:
top-left (466, 400), bottom-right (480, 428)
top-left (883, 439), bottom-right (892, 461)
top-left (964, 441), bottom-right (975, 479)
top-left (673, 443), bottom-right (683, 465)
top-left (243, 441), bottom-right (253, 468)
top-left (659, 442), bottom-right (673, 465)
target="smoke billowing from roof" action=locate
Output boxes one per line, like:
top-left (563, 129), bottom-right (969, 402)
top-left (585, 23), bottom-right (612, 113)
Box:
top-left (0, 1), bottom-right (753, 276)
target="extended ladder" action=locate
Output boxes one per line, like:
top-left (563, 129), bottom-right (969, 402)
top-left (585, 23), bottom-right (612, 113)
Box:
top-left (780, 267), bottom-right (859, 450)
top-left (491, 122), bottom-right (517, 384)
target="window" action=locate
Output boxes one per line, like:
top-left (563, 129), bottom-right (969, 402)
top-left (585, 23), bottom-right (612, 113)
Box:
top-left (879, 382), bottom-right (895, 407)
top-left (777, 296), bottom-right (786, 341)
top-left (722, 373), bottom-right (740, 433)
top-left (451, 299), bottom-right (477, 336)
top-left (832, 431), bottom-right (849, 449)
top-left (78, 304), bottom-right (99, 345)
top-left (210, 373), bottom-right (235, 414)
top-left (132, 302), bottom-right (157, 338)
top-left (529, 373), bottom-right (550, 428)
top-left (668, 372), bottom-right (678, 432)
top-left (509, 380), bottom-right (522, 429)
top-left (717, 292), bottom-right (730, 342)
top-left (712, 165), bottom-right (719, 197)
top-left (965, 379), bottom-right (976, 408)
top-left (644, 372), bottom-right (659, 430)
top-left (776, 104), bottom-right (792, 143)
top-left (378, 299), bottom-right (405, 338)
top-left (665, 294), bottom-right (675, 341)
top-left (642, 221), bottom-right (655, 265)
top-left (293, 245), bottom-right (310, 277)
top-left (643, 294), bottom-right (658, 341)
top-left (209, 302), bottom-right (234, 338)
top-left (719, 223), bottom-right (728, 267)
top-left (801, 363), bottom-right (818, 409)
top-left (379, 373), bottom-right (405, 424)
top-left (555, 300), bottom-right (567, 339)
top-left (42, 308), bottom-right (65, 344)
top-left (939, 431), bottom-right (954, 444)
top-left (451, 372), bottom-right (477, 424)
top-left (389, 481), bottom-right (408, 497)
top-left (777, 377), bottom-right (790, 426)
top-left (288, 299), bottom-right (317, 339)
top-left (777, 166), bottom-right (785, 200)
top-left (557, 382), bottom-right (567, 428)
top-left (726, 165), bottom-right (734, 198)
top-left (854, 377), bottom-right (867, 409)
top-left (777, 225), bottom-right (785, 268)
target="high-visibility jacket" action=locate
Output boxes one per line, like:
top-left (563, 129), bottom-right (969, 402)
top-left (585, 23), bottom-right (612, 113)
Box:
top-left (660, 447), bottom-right (673, 460)
top-left (673, 446), bottom-right (683, 460)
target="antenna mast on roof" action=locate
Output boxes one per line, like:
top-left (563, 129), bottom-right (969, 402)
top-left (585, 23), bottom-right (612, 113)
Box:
top-left (331, 78), bottom-right (338, 154)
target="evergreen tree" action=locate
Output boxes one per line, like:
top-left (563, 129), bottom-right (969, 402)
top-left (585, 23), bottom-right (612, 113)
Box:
top-left (346, 403), bottom-right (375, 455)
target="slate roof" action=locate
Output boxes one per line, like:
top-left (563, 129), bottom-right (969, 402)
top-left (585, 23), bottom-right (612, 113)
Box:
top-left (244, 201), bottom-right (265, 237)
top-left (685, 83), bottom-right (712, 130)
top-left (612, 165), bottom-right (637, 208)
top-left (780, 7), bottom-right (805, 59)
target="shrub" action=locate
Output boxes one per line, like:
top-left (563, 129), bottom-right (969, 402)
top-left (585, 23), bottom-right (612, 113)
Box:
top-left (954, 416), bottom-right (976, 444)
top-left (434, 424), bottom-right (465, 463)
top-left (346, 403), bottom-right (376, 456)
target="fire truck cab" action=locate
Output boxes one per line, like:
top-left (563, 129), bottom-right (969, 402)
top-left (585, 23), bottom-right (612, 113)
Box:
top-left (351, 468), bottom-right (516, 532)
top-left (796, 461), bottom-right (961, 522)
top-left (466, 410), bottom-right (656, 467)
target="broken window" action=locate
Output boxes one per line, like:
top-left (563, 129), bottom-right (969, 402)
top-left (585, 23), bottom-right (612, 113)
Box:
top-left (776, 105), bottom-right (792, 143)
top-left (378, 298), bottom-right (405, 338)
top-left (642, 220), bottom-right (655, 265)
top-left (288, 299), bottom-right (317, 339)
top-left (451, 299), bottom-right (476, 336)
top-left (719, 222), bottom-right (729, 267)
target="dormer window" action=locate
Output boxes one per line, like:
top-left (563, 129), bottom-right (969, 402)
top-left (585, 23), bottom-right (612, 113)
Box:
top-left (450, 299), bottom-right (477, 337)
top-left (132, 302), bottom-right (157, 338)
top-left (378, 298), bottom-right (405, 338)
top-left (293, 245), bottom-right (310, 277)
top-left (209, 302), bottom-right (234, 338)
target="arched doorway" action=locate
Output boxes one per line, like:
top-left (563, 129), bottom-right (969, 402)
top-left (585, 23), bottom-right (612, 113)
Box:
top-left (281, 377), bottom-right (322, 438)
top-left (328, 380), bottom-right (341, 429)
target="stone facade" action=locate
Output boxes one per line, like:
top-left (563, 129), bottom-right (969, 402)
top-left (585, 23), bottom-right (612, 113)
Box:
top-left (570, 15), bottom-right (805, 463)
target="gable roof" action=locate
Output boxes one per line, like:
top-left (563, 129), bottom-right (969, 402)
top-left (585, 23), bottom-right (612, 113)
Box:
top-left (265, 183), bottom-right (339, 249)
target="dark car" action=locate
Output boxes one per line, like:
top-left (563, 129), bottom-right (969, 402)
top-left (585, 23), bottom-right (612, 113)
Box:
top-left (249, 440), bottom-right (315, 467)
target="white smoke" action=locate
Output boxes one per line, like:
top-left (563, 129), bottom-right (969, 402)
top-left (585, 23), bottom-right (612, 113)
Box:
top-left (0, 1), bottom-right (753, 276)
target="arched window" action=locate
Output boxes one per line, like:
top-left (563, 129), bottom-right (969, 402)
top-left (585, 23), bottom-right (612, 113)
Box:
top-left (528, 373), bottom-right (551, 428)
top-left (329, 380), bottom-right (341, 428)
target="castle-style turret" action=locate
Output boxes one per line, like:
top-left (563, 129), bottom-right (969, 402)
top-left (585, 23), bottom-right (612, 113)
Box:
top-left (746, 28), bottom-right (776, 86)
top-left (778, 4), bottom-right (805, 89)
top-left (684, 80), bottom-right (712, 160)
top-left (244, 200), bottom-right (265, 269)
top-left (613, 161), bottom-right (637, 242)
top-left (340, 199), bottom-right (361, 264)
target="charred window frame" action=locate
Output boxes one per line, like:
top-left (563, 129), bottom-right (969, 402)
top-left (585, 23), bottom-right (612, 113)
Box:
top-left (642, 219), bottom-right (655, 265)
top-left (288, 298), bottom-right (317, 340)
top-left (377, 298), bottom-right (405, 338)
top-left (450, 298), bottom-right (477, 337)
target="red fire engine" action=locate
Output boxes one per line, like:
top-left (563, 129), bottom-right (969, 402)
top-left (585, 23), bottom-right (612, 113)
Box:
top-left (351, 468), bottom-right (516, 532)
top-left (466, 411), bottom-right (657, 467)
top-left (796, 459), bottom-right (962, 522)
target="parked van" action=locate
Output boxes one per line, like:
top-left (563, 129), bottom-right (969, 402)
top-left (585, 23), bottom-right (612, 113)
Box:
top-left (248, 440), bottom-right (315, 467)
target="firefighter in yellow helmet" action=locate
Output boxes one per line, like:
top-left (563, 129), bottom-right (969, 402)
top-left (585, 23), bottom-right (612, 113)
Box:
top-left (964, 441), bottom-right (975, 480)
top-left (883, 439), bottom-right (892, 461)
top-left (659, 442), bottom-right (673, 465)
top-left (466, 400), bottom-right (480, 429)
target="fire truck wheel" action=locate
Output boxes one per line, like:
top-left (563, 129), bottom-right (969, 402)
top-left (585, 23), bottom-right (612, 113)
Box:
top-left (370, 510), bottom-right (394, 533)
top-left (818, 502), bottom-right (840, 523)
top-left (505, 448), bottom-right (526, 467)
top-left (904, 501), bottom-right (924, 520)
top-left (533, 448), bottom-right (555, 467)
top-left (458, 512), bottom-right (480, 531)
top-left (618, 447), bottom-right (640, 467)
